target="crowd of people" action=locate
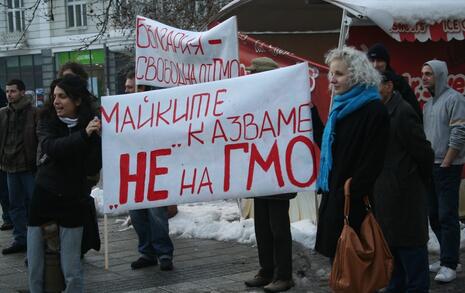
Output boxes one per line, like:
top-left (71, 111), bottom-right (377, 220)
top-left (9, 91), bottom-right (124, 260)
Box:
top-left (0, 42), bottom-right (464, 293)
top-left (244, 45), bottom-right (465, 293)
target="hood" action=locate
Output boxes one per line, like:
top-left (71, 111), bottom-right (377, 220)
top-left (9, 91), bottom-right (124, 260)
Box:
top-left (424, 60), bottom-right (448, 98)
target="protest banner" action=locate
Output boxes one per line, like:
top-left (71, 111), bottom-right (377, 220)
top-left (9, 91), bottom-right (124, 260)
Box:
top-left (136, 16), bottom-right (239, 88)
top-left (101, 63), bottom-right (318, 213)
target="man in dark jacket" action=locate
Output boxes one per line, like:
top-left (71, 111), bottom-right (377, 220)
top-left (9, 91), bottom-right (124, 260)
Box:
top-left (0, 87), bottom-right (13, 231)
top-left (374, 71), bottom-right (433, 293)
top-left (125, 72), bottom-right (175, 272)
top-left (242, 57), bottom-right (296, 293)
top-left (0, 79), bottom-right (38, 254)
top-left (367, 43), bottom-right (422, 120)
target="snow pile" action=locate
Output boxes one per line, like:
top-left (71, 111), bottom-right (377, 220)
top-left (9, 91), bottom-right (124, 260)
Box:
top-left (169, 201), bottom-right (256, 244)
top-left (220, 0), bottom-right (465, 25)
top-left (93, 187), bottom-right (464, 251)
top-left (429, 221), bottom-right (465, 253)
top-left (338, 0), bottom-right (465, 24)
top-left (169, 201), bottom-right (319, 248)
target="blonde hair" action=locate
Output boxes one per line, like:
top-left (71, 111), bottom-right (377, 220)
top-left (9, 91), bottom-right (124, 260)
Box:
top-left (325, 46), bottom-right (381, 89)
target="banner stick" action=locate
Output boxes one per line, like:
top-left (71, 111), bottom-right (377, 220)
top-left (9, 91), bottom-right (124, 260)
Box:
top-left (314, 192), bottom-right (319, 225)
top-left (104, 213), bottom-right (109, 270)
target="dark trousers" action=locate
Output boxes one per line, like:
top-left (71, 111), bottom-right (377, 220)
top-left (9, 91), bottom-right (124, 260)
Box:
top-left (254, 198), bottom-right (292, 280)
top-left (386, 246), bottom-right (429, 293)
top-left (0, 170), bottom-right (11, 224)
top-left (429, 164), bottom-right (462, 269)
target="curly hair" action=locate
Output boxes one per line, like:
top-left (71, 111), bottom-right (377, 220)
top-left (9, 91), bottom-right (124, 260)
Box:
top-left (325, 46), bottom-right (381, 90)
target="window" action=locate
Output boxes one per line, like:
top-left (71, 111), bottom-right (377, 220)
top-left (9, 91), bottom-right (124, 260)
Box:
top-left (0, 55), bottom-right (43, 91)
top-left (67, 0), bottom-right (87, 28)
top-left (7, 0), bottom-right (25, 32)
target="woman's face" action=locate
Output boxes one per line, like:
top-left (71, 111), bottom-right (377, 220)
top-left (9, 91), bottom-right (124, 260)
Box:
top-left (53, 86), bottom-right (80, 118)
top-left (329, 59), bottom-right (351, 95)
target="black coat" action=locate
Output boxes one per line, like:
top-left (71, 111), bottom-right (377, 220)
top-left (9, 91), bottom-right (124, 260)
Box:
top-left (29, 114), bottom-right (102, 227)
top-left (373, 92), bottom-right (433, 247)
top-left (389, 69), bottom-right (422, 121)
top-left (0, 88), bottom-right (6, 108)
top-left (315, 100), bottom-right (390, 258)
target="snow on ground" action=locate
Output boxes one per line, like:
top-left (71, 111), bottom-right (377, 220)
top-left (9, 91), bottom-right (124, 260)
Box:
top-left (92, 188), bottom-right (317, 248)
top-left (92, 188), bottom-right (465, 251)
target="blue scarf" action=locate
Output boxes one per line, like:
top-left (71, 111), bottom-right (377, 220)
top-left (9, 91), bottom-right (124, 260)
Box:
top-left (316, 85), bottom-right (380, 192)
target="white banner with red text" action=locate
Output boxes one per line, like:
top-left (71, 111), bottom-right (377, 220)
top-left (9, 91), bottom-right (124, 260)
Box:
top-left (101, 63), bottom-right (318, 213)
top-left (135, 16), bottom-right (239, 88)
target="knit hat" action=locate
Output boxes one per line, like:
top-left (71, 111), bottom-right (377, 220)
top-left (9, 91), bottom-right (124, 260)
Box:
top-left (381, 70), bottom-right (396, 83)
top-left (245, 57), bottom-right (279, 73)
top-left (367, 43), bottom-right (390, 64)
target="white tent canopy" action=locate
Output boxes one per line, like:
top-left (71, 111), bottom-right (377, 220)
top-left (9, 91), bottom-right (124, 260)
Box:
top-left (325, 0), bottom-right (465, 24)
top-left (325, 0), bottom-right (465, 42)
top-left (218, 0), bottom-right (465, 42)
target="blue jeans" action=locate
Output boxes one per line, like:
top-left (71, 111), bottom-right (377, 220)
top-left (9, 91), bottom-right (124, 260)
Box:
top-left (386, 246), bottom-right (429, 293)
top-left (0, 170), bottom-right (11, 224)
top-left (28, 226), bottom-right (83, 293)
top-left (429, 164), bottom-right (462, 270)
top-left (7, 171), bottom-right (35, 245)
top-left (129, 207), bottom-right (173, 260)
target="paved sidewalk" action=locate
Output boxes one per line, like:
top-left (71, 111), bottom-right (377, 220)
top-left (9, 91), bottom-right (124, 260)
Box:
top-left (0, 216), bottom-right (463, 292)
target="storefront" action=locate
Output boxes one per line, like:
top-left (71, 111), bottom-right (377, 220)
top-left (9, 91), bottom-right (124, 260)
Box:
top-left (55, 49), bottom-right (106, 97)
top-left (0, 54), bottom-right (44, 105)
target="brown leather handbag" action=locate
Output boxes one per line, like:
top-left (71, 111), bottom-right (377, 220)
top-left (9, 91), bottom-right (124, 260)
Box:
top-left (329, 178), bottom-right (393, 293)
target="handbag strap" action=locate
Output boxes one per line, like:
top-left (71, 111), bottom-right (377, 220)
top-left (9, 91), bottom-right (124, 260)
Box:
top-left (343, 178), bottom-right (371, 225)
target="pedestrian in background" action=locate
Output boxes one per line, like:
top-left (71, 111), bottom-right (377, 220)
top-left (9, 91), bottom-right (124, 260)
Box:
top-left (374, 71), bottom-right (433, 292)
top-left (125, 71), bottom-right (175, 272)
top-left (243, 57), bottom-right (296, 293)
top-left (58, 62), bottom-right (89, 82)
top-left (0, 79), bottom-right (38, 255)
top-left (314, 47), bottom-right (390, 261)
top-left (0, 87), bottom-right (13, 232)
top-left (27, 75), bottom-right (101, 292)
top-left (367, 43), bottom-right (422, 119)
top-left (422, 60), bottom-right (465, 283)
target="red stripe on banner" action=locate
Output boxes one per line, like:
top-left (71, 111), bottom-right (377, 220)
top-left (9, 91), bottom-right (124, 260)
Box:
top-left (208, 39), bottom-right (222, 45)
top-left (429, 22), bottom-right (447, 41)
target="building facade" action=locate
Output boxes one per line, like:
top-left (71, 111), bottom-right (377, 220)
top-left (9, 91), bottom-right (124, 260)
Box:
top-left (0, 0), bottom-right (133, 104)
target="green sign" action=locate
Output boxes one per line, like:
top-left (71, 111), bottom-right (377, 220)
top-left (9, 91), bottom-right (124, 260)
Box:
top-left (57, 49), bottom-right (105, 66)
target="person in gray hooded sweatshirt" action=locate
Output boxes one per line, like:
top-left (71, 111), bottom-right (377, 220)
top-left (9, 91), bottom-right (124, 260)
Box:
top-left (422, 60), bottom-right (465, 283)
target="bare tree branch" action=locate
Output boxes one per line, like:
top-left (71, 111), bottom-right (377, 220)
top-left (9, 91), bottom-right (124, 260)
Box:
top-left (6, 0), bottom-right (229, 50)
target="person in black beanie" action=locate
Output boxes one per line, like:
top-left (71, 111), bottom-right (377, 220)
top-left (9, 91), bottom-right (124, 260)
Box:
top-left (367, 43), bottom-right (422, 120)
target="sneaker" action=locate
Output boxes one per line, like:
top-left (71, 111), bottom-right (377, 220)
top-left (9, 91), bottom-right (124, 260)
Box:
top-left (263, 279), bottom-right (295, 292)
top-left (130, 257), bottom-right (158, 270)
top-left (0, 223), bottom-right (13, 231)
top-left (159, 258), bottom-right (173, 271)
top-left (434, 266), bottom-right (456, 283)
top-left (430, 261), bottom-right (462, 273)
top-left (2, 244), bottom-right (26, 255)
top-left (244, 274), bottom-right (272, 287)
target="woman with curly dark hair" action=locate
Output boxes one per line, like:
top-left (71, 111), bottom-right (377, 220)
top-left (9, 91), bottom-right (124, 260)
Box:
top-left (27, 75), bottom-right (101, 292)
